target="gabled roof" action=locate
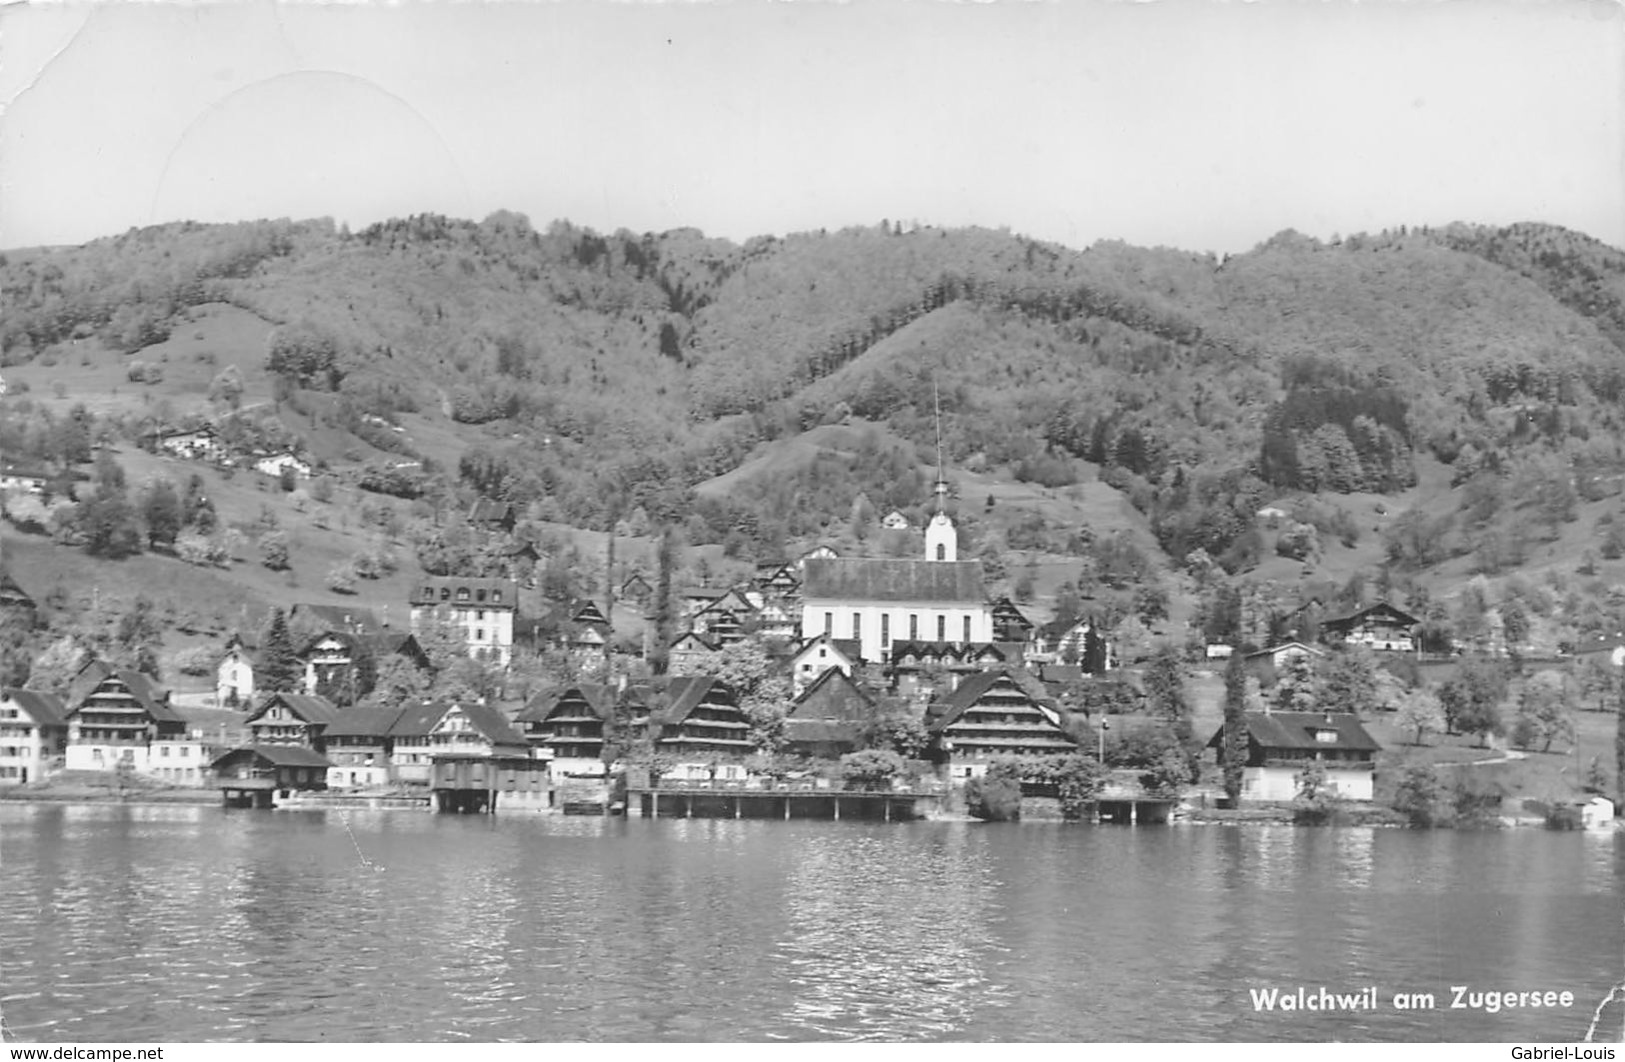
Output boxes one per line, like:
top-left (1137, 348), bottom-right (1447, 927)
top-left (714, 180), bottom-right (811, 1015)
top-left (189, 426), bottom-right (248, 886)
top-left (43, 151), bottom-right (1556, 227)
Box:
top-left (0, 569), bottom-right (36, 609)
top-left (889, 640), bottom-right (1007, 666)
top-left (787, 668), bottom-right (874, 721)
top-left (70, 667), bottom-right (182, 724)
top-left (793, 632), bottom-right (860, 663)
top-left (928, 668), bottom-right (1057, 732)
top-left (516, 683), bottom-right (618, 723)
top-left (1207, 711), bottom-right (1381, 754)
top-left (291, 603), bottom-right (381, 633)
top-left (570, 600), bottom-right (610, 627)
top-left (388, 700), bottom-right (449, 737)
top-left (468, 498), bottom-right (514, 524)
top-left (1035, 615), bottom-right (1094, 642)
top-left (1, 688), bottom-right (67, 727)
top-left (448, 701), bottom-right (531, 748)
top-left (211, 743), bottom-right (334, 770)
top-left (656, 676), bottom-right (738, 725)
top-left (1321, 602), bottom-right (1419, 630)
top-left (1244, 641), bottom-right (1325, 661)
top-left (670, 631), bottom-right (719, 652)
top-left (246, 692), bottom-right (345, 727)
top-left (802, 558), bottom-right (984, 604)
top-left (323, 706), bottom-right (407, 739)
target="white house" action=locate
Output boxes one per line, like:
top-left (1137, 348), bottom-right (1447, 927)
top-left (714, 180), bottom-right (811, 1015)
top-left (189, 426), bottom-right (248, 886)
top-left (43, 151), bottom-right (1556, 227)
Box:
top-left (881, 510), bottom-right (911, 531)
top-left (789, 633), bottom-right (862, 695)
top-left (1208, 710), bottom-right (1382, 802)
top-left (216, 634), bottom-right (257, 708)
top-left (0, 688), bottom-right (68, 785)
top-left (254, 452), bottom-right (312, 480)
top-left (408, 577), bottom-right (517, 666)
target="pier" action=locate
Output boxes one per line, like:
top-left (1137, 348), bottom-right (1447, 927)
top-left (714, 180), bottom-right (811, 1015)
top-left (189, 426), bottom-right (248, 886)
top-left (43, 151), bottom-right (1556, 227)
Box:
top-left (629, 779), bottom-right (940, 821)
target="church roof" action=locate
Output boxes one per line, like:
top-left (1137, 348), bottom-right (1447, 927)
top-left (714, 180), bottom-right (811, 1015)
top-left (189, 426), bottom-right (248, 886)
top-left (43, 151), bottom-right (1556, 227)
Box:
top-left (801, 558), bottom-right (984, 605)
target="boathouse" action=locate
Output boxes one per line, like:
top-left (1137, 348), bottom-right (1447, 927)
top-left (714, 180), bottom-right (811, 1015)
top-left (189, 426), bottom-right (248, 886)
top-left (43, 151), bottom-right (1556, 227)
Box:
top-left (213, 744), bottom-right (333, 808)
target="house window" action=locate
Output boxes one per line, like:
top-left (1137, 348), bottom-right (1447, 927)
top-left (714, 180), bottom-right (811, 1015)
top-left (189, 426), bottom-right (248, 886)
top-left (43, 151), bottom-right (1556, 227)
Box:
top-left (1315, 730), bottom-right (1338, 744)
top-left (457, 589), bottom-right (470, 602)
top-left (477, 589), bottom-right (488, 603)
top-left (440, 588), bottom-right (450, 601)
top-left (478, 610), bottom-right (487, 622)
top-left (963, 616), bottom-right (972, 643)
top-left (476, 629), bottom-right (485, 642)
top-left (881, 614), bottom-right (890, 649)
top-left (492, 591), bottom-right (502, 604)
top-left (824, 612), bottom-right (833, 635)
top-left (937, 615), bottom-right (946, 642)
top-left (910, 614), bottom-right (919, 641)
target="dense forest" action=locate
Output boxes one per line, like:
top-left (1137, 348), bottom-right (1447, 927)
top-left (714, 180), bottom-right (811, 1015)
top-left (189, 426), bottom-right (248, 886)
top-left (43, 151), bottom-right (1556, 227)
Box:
top-left (5, 214), bottom-right (1625, 576)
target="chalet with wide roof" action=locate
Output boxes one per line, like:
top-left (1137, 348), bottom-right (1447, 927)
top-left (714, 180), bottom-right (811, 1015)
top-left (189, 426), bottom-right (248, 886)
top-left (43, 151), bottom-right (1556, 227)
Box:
top-left (1319, 602), bottom-right (1419, 653)
top-left (468, 498), bottom-right (517, 534)
top-left (212, 744), bottom-right (333, 794)
top-left (0, 688), bottom-right (67, 785)
top-left (667, 631), bottom-right (720, 676)
top-left (1207, 710), bottom-right (1382, 802)
top-left (299, 630), bottom-right (429, 699)
top-left (784, 669), bottom-right (875, 759)
top-left (323, 705), bottom-right (408, 789)
top-left (64, 664), bottom-right (213, 784)
top-left (516, 683), bottom-right (619, 771)
top-left (243, 692), bottom-right (344, 748)
top-left (628, 676), bottom-right (754, 758)
top-left (925, 668), bottom-right (1077, 780)
top-left (388, 700), bottom-right (531, 785)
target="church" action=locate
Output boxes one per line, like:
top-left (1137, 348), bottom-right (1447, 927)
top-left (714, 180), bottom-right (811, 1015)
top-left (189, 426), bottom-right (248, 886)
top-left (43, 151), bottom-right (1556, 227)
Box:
top-left (799, 472), bottom-right (991, 663)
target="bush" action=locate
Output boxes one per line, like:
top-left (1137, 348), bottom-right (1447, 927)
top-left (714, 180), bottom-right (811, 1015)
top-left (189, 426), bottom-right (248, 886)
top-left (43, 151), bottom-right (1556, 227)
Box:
top-left (1391, 763), bottom-right (1445, 827)
top-left (172, 645), bottom-right (217, 677)
top-left (965, 773), bottom-right (1022, 821)
top-left (326, 561), bottom-right (359, 595)
top-left (259, 530), bottom-right (290, 571)
top-left (838, 748), bottom-right (905, 790)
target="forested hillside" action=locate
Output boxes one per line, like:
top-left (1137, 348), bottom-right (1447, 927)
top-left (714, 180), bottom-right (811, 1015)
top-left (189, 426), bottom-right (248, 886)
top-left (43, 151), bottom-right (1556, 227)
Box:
top-left (6, 213), bottom-right (1625, 596)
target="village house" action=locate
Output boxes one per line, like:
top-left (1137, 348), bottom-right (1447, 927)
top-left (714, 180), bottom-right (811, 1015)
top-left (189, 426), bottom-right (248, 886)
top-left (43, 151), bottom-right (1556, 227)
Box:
top-left (990, 597), bottom-right (1034, 643)
top-left (666, 631), bottom-right (720, 676)
top-left (925, 668), bottom-right (1078, 781)
top-left (563, 599), bottom-right (612, 660)
top-left (290, 602), bottom-right (383, 634)
top-left (408, 576), bottom-right (518, 666)
top-left (783, 668), bottom-right (875, 759)
top-left (515, 683), bottom-right (619, 778)
top-left (1572, 634), bottom-right (1625, 668)
top-left (1319, 603), bottom-right (1419, 653)
top-left (64, 664), bottom-right (210, 785)
top-left (152, 425), bottom-right (226, 463)
top-left (798, 545), bottom-right (839, 570)
top-left (212, 744), bottom-right (334, 796)
top-left (0, 465), bottom-right (48, 495)
top-left (299, 630), bottom-right (430, 699)
top-left (881, 510), bottom-right (911, 531)
top-left (253, 452), bottom-right (312, 480)
top-left (467, 498), bottom-right (518, 534)
top-left (889, 640), bottom-right (1010, 700)
top-left (619, 571), bottom-right (654, 606)
top-left (387, 700), bottom-right (531, 786)
top-left (752, 561), bottom-right (801, 597)
top-left (323, 706), bottom-right (407, 789)
top-left (0, 688), bottom-right (68, 786)
top-left (691, 603), bottom-right (749, 646)
top-left (243, 691), bottom-right (344, 747)
top-left (1207, 710), bottom-right (1382, 802)
top-left (788, 632), bottom-right (862, 695)
top-left (0, 569), bottom-right (39, 629)
top-left (627, 676), bottom-right (754, 759)
top-left (216, 633), bottom-right (258, 708)
top-left (1026, 616), bottom-right (1109, 671)
top-left (1244, 641), bottom-right (1325, 685)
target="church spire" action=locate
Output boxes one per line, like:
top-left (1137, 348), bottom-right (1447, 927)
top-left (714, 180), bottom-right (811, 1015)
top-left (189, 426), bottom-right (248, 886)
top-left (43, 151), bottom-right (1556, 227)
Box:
top-left (932, 375), bottom-right (949, 515)
top-left (925, 374), bottom-right (957, 562)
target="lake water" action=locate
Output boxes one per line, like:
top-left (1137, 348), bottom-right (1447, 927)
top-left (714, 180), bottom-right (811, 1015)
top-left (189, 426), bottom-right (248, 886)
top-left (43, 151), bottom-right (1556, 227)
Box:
top-left (0, 804), bottom-right (1619, 1043)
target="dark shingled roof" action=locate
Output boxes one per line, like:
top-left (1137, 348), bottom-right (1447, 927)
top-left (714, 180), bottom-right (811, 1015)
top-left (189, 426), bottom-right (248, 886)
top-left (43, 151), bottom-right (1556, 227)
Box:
top-left (928, 668), bottom-right (1057, 733)
top-left (408, 578), bottom-right (517, 609)
top-left (453, 701), bottom-right (531, 748)
top-left (323, 706), bottom-right (407, 739)
top-left (801, 558), bottom-right (984, 605)
top-left (247, 693), bottom-right (345, 726)
top-left (212, 744), bottom-right (334, 770)
top-left (292, 604), bottom-right (382, 632)
top-left (516, 684), bottom-right (618, 723)
top-left (389, 701), bottom-right (450, 737)
top-left (1321, 602), bottom-right (1419, 630)
top-left (1206, 711), bottom-right (1382, 754)
top-left (787, 668), bottom-right (874, 722)
top-left (2, 688), bottom-right (67, 726)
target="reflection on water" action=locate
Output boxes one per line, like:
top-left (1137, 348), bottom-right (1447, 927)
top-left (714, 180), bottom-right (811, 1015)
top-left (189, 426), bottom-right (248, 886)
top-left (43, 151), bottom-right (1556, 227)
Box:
top-left (0, 806), bottom-right (1618, 1042)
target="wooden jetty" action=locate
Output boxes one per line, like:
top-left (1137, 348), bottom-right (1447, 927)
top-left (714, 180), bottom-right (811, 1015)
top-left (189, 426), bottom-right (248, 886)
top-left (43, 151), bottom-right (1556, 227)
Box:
top-left (628, 778), bottom-right (939, 821)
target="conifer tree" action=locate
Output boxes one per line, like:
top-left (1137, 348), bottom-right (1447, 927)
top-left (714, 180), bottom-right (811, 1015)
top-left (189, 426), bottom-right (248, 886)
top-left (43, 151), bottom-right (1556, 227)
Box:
top-left (1221, 651), bottom-right (1248, 806)
top-left (258, 609), bottom-right (301, 695)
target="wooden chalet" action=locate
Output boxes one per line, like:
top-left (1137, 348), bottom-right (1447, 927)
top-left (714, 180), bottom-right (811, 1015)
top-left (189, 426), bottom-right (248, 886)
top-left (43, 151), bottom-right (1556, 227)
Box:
top-left (925, 668), bottom-right (1078, 780)
top-left (752, 562), bottom-right (801, 596)
top-left (889, 640), bottom-right (1009, 699)
top-left (1208, 710), bottom-right (1382, 802)
top-left (1243, 641), bottom-right (1325, 685)
top-left (784, 669), bottom-right (875, 759)
top-left (629, 677), bottom-right (754, 758)
top-left (0, 569), bottom-right (37, 624)
top-left (667, 631), bottom-right (720, 676)
top-left (990, 597), bottom-right (1034, 643)
top-left (388, 700), bottom-right (532, 786)
top-left (468, 498), bottom-right (517, 534)
top-left (1027, 616), bottom-right (1109, 672)
top-left (691, 604), bottom-right (748, 645)
top-left (64, 664), bottom-right (197, 778)
top-left (244, 692), bottom-right (343, 748)
top-left (0, 688), bottom-right (68, 786)
top-left (619, 571), bottom-right (654, 605)
top-left (299, 630), bottom-right (430, 699)
top-left (1319, 603), bottom-right (1419, 653)
top-left (515, 683), bottom-right (619, 768)
top-left (323, 705), bottom-right (407, 788)
top-left (681, 587), bottom-right (728, 619)
top-left (213, 744), bottom-right (334, 807)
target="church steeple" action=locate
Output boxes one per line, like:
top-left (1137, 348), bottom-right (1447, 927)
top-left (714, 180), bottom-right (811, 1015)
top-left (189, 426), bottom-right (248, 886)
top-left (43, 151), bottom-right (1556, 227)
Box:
top-left (925, 375), bottom-right (956, 562)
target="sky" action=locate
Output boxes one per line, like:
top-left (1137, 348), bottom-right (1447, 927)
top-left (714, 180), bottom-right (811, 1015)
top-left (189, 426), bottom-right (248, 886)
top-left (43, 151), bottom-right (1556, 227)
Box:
top-left (1, 0), bottom-right (1622, 255)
